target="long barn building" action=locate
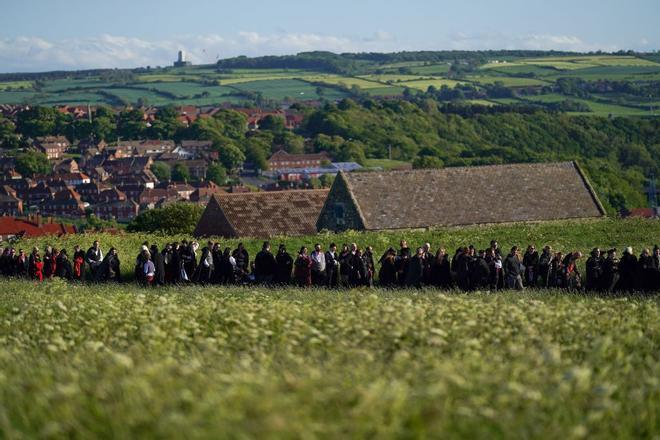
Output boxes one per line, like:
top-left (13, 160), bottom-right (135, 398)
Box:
top-left (316, 161), bottom-right (606, 232)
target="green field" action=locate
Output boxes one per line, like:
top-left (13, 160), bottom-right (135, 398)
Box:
top-left (0, 81), bottom-right (32, 91)
top-left (0, 54), bottom-right (657, 110)
top-left (522, 94), bottom-right (655, 116)
top-left (1, 218), bottom-right (659, 437)
top-left (0, 282), bottom-right (657, 438)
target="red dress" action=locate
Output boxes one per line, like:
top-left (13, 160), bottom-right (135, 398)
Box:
top-left (34, 262), bottom-right (44, 282)
top-left (294, 255), bottom-right (312, 287)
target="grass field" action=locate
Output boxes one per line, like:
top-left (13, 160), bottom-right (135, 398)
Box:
top-left (0, 81), bottom-right (33, 91)
top-left (0, 282), bottom-right (657, 438)
top-left (522, 94), bottom-right (655, 116)
top-left (1, 218), bottom-right (659, 437)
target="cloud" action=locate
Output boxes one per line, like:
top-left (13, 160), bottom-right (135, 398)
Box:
top-left (443, 32), bottom-right (619, 52)
top-left (0, 31), bottom-right (635, 73)
top-left (0, 32), bottom-right (400, 72)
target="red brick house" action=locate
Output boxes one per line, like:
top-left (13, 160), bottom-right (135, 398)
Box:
top-left (26, 182), bottom-right (55, 207)
top-left (53, 158), bottom-right (80, 174)
top-left (0, 186), bottom-right (23, 216)
top-left (34, 136), bottom-right (70, 160)
top-left (138, 188), bottom-right (179, 205)
top-left (92, 200), bottom-right (139, 222)
top-left (42, 188), bottom-right (86, 218)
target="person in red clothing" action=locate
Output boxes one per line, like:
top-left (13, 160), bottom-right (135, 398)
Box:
top-left (32, 254), bottom-right (44, 282)
top-left (73, 245), bottom-right (85, 281)
top-left (294, 246), bottom-right (313, 288)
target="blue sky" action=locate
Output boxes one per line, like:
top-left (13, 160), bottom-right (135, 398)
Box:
top-left (0, 0), bottom-right (658, 72)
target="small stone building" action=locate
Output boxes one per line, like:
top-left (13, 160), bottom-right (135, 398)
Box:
top-left (316, 161), bottom-right (606, 232)
top-left (194, 189), bottom-right (329, 238)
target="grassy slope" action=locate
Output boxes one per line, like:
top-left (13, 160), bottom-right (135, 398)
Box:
top-left (0, 283), bottom-right (657, 437)
top-left (8, 218), bottom-right (660, 280)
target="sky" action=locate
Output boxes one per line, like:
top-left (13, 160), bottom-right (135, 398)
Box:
top-left (0, 0), bottom-right (658, 72)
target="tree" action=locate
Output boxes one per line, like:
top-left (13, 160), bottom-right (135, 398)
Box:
top-left (320, 173), bottom-right (336, 188)
top-left (151, 162), bottom-right (171, 182)
top-left (15, 151), bottom-right (51, 177)
top-left (127, 203), bottom-right (204, 234)
top-left (216, 142), bottom-right (246, 171)
top-left (148, 106), bottom-right (184, 139)
top-left (206, 163), bottom-right (227, 185)
top-left (413, 155), bottom-right (444, 169)
top-left (171, 163), bottom-right (191, 182)
top-left (259, 115), bottom-right (285, 132)
top-left (117, 109), bottom-right (146, 139)
top-left (15, 106), bottom-right (62, 138)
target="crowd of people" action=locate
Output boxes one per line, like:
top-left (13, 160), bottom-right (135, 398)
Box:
top-left (1, 239), bottom-right (659, 293)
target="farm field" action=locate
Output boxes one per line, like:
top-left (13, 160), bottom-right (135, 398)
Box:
top-left (521, 94), bottom-right (655, 116)
top-left (0, 54), bottom-right (657, 110)
top-left (0, 282), bottom-right (657, 438)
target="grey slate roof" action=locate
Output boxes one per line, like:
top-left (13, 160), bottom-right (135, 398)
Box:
top-left (318, 161), bottom-right (605, 231)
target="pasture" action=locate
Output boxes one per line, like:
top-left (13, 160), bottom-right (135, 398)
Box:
top-left (0, 54), bottom-right (657, 109)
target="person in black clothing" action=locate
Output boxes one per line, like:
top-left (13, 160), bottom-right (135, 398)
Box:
top-left (150, 245), bottom-right (166, 286)
top-left (254, 241), bottom-right (277, 285)
top-left (405, 247), bottom-right (425, 288)
top-left (504, 246), bottom-right (523, 290)
top-left (536, 246), bottom-right (553, 288)
top-left (194, 241), bottom-right (214, 285)
top-left (85, 240), bottom-right (103, 281)
top-left (55, 249), bottom-right (73, 280)
top-left (652, 246), bottom-right (660, 291)
top-left (636, 248), bottom-right (655, 292)
top-left (396, 240), bottom-right (411, 286)
top-left (522, 245), bottom-right (539, 287)
top-left (431, 247), bottom-right (452, 289)
top-left (217, 248), bottom-right (235, 285)
top-left (346, 244), bottom-right (365, 287)
top-left (601, 249), bottom-right (620, 293)
top-left (585, 248), bottom-right (602, 292)
top-left (100, 248), bottom-right (121, 282)
top-left (14, 249), bottom-right (28, 278)
top-left (470, 250), bottom-right (491, 291)
top-left (378, 247), bottom-right (398, 288)
top-left (275, 244), bottom-right (293, 285)
top-left (616, 247), bottom-right (637, 292)
top-left (232, 243), bottom-right (249, 282)
top-left (325, 243), bottom-right (340, 288)
top-left (454, 247), bottom-right (471, 291)
top-left (363, 246), bottom-right (375, 287)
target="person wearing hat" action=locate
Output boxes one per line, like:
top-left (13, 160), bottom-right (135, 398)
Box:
top-left (325, 243), bottom-right (340, 288)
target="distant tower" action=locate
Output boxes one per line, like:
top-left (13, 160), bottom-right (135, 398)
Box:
top-left (174, 50), bottom-right (192, 68)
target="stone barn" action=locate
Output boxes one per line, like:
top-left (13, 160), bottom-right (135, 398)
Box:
top-left (316, 161), bottom-right (606, 232)
top-left (194, 189), bottom-right (329, 238)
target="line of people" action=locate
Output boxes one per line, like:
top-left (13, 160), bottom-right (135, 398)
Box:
top-left (1, 239), bottom-right (659, 293)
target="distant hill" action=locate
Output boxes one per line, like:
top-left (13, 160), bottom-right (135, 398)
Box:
top-left (0, 51), bottom-right (657, 117)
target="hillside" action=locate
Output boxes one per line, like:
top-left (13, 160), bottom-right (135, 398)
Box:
top-left (0, 51), bottom-right (658, 117)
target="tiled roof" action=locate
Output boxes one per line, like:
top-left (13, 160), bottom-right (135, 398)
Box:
top-left (0, 217), bottom-right (76, 237)
top-left (194, 189), bottom-right (329, 238)
top-left (321, 161), bottom-right (605, 231)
